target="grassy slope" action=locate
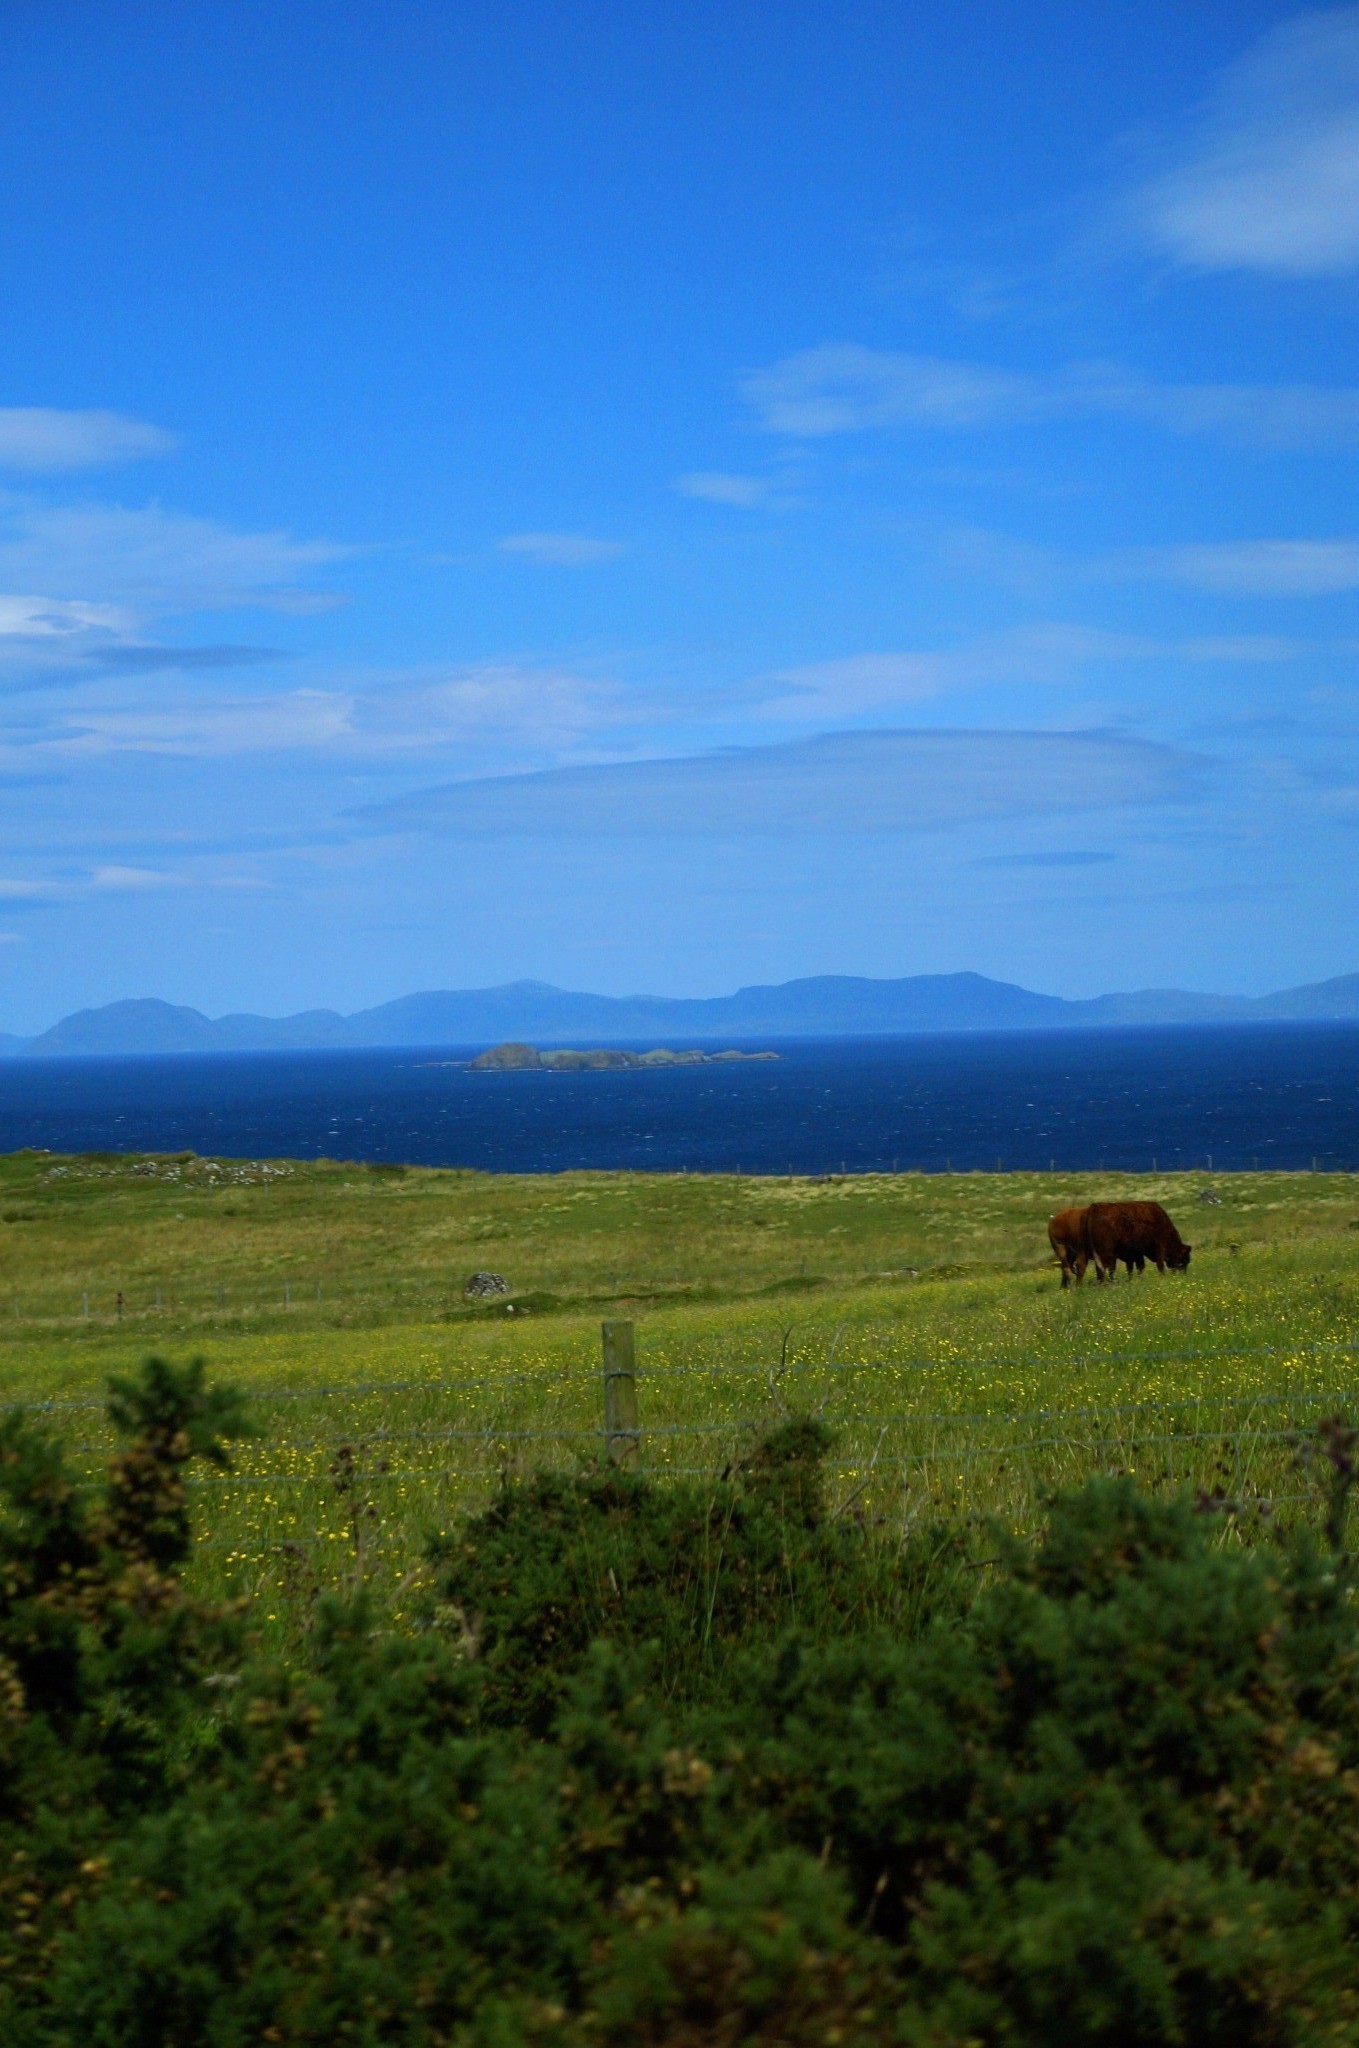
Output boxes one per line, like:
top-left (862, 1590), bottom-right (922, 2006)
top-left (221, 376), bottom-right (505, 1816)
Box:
top-left (2, 1151), bottom-right (1357, 1629)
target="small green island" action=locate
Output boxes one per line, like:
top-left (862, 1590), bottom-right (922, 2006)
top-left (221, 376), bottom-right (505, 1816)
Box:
top-left (467, 1040), bottom-right (779, 1071)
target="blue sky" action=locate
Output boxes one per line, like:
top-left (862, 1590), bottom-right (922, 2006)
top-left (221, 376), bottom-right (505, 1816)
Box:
top-left (1, 0), bottom-right (1358, 1027)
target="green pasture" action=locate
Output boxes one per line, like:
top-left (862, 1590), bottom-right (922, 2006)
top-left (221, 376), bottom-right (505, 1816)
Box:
top-left (2, 1148), bottom-right (1358, 1630)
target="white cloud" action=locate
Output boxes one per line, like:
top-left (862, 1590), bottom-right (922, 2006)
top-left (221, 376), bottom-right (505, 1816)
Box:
top-left (0, 879), bottom-right (54, 900)
top-left (357, 727), bottom-right (1209, 840)
top-left (675, 472), bottom-right (772, 508)
top-left (1115, 538), bottom-right (1359, 596)
top-left (1175, 634), bottom-right (1306, 662)
top-left (744, 345), bottom-right (1039, 436)
top-left (742, 344), bottom-right (1359, 449)
top-left (90, 865), bottom-right (181, 891)
top-left (0, 498), bottom-right (355, 609)
top-left (1134, 380), bottom-right (1359, 447)
top-left (497, 532), bottom-right (624, 566)
top-left (759, 625), bottom-right (1160, 723)
top-left (354, 663), bottom-right (616, 761)
top-left (755, 622), bottom-right (1306, 724)
top-left (0, 594), bottom-right (132, 638)
top-left (0, 408), bottom-right (177, 472)
top-left (764, 652), bottom-right (947, 720)
top-left (57, 690), bottom-right (355, 757)
top-left (0, 499), bottom-right (345, 690)
top-left (22, 662), bottom-right (617, 766)
top-left (1137, 9), bottom-right (1359, 275)
top-left (0, 616), bottom-right (283, 691)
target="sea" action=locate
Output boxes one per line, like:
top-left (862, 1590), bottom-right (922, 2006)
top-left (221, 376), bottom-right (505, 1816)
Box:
top-left (0, 1023), bottom-right (1356, 1175)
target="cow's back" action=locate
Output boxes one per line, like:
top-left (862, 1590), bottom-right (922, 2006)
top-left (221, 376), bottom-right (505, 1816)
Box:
top-left (1083, 1200), bottom-right (1189, 1268)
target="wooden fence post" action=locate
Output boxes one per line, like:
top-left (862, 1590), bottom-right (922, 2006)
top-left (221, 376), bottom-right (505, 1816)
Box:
top-left (602, 1320), bottom-right (639, 1470)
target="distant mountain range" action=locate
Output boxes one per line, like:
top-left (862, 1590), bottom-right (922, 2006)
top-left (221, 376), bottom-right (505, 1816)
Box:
top-left (7, 969), bottom-right (1359, 1057)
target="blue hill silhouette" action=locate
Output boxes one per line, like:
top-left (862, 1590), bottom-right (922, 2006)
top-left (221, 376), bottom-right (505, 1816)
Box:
top-left (11, 968), bottom-right (1359, 1056)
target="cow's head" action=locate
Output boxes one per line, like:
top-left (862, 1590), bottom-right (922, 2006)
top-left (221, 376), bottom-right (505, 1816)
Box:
top-left (1169, 1241), bottom-right (1192, 1271)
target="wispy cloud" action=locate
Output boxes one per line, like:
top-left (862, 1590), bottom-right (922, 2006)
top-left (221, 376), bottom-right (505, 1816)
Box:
top-left (352, 663), bottom-right (616, 762)
top-left (354, 727), bottom-right (1209, 840)
top-left (13, 661), bottom-right (619, 765)
top-left (974, 849), bottom-right (1116, 868)
top-left (1134, 9), bottom-right (1359, 276)
top-left (937, 524), bottom-right (1359, 612)
top-left (0, 591), bottom-right (285, 689)
top-left (675, 472), bottom-right (774, 508)
top-left (759, 627), bottom-right (1133, 722)
top-left (761, 651), bottom-right (951, 720)
top-left (1111, 538), bottom-right (1359, 596)
top-left (55, 691), bottom-right (355, 757)
top-left (497, 531), bottom-right (624, 566)
top-left (755, 623), bottom-right (1296, 725)
top-left (0, 497), bottom-right (355, 610)
top-left (85, 643), bottom-right (285, 676)
top-left (0, 408), bottom-right (177, 472)
top-left (742, 343), bottom-right (1359, 450)
top-left (745, 346), bottom-right (1034, 436)
top-left (1171, 634), bottom-right (1308, 663)
top-left (89, 865), bottom-right (182, 891)
top-left (0, 594), bottom-right (132, 639)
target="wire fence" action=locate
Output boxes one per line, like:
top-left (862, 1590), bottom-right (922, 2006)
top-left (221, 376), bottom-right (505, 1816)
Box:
top-left (186, 1403), bottom-right (1359, 1566)
top-left (173, 1418), bottom-right (1332, 1487)
top-left (29, 1335), bottom-right (1359, 1419)
top-left (23, 1323), bottom-right (1357, 1573)
top-left (1, 1278), bottom-right (490, 1330)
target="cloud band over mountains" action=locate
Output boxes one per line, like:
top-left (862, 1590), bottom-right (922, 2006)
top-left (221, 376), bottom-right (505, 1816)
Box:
top-left (358, 727), bottom-right (1209, 840)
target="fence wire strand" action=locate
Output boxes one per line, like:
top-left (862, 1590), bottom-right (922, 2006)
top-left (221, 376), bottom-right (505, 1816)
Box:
top-left (172, 1416), bottom-right (1351, 1490)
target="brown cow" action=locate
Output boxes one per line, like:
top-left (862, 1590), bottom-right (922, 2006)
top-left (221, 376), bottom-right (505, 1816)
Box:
top-left (1047, 1207), bottom-right (1089, 1287)
top-left (1080, 1201), bottom-right (1190, 1283)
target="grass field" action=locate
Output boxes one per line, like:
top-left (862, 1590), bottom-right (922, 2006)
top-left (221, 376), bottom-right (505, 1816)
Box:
top-left (2, 1147), bottom-right (1358, 1634)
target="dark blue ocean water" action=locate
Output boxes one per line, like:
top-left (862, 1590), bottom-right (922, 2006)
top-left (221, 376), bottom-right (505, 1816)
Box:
top-left (0, 1025), bottom-right (1356, 1174)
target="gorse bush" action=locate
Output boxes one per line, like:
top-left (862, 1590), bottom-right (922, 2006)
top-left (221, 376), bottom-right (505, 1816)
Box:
top-left (3, 1364), bottom-right (1359, 2044)
top-left (0, 1358), bottom-right (252, 2015)
top-left (426, 1417), bottom-right (974, 1732)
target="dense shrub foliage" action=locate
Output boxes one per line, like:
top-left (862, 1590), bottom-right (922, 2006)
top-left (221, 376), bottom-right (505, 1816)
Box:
top-left (3, 1365), bottom-right (1359, 2043)
top-left (426, 1417), bottom-right (971, 1732)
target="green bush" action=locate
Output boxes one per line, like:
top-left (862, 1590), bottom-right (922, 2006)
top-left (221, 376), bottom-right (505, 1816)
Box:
top-left (426, 1419), bottom-right (971, 1732)
top-left (0, 1358), bottom-right (251, 2022)
top-left (688, 1483), bottom-right (1359, 2040)
top-left (4, 1366), bottom-right (1359, 2044)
